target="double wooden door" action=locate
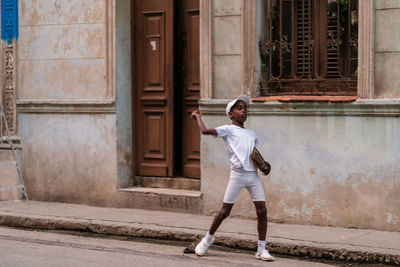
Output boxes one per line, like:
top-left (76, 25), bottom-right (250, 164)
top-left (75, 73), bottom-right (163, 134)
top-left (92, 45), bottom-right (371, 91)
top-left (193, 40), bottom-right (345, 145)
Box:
top-left (134, 0), bottom-right (200, 178)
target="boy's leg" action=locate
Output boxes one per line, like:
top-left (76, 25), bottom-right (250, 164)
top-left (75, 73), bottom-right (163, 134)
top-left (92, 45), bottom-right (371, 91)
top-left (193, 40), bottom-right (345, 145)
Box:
top-left (195, 202), bottom-right (233, 256)
top-left (253, 201), bottom-right (274, 261)
top-left (209, 202), bottom-right (234, 235)
top-left (253, 201), bottom-right (267, 241)
top-left (196, 171), bottom-right (242, 256)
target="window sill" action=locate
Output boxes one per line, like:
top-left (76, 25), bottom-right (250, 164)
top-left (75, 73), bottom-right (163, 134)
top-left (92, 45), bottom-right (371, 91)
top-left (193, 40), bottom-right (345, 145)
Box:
top-left (252, 96), bottom-right (357, 103)
top-left (199, 98), bottom-right (400, 117)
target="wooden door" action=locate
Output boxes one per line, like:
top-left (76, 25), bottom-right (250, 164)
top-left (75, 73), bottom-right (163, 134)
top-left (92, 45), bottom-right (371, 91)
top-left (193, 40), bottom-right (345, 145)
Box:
top-left (178, 0), bottom-right (200, 178)
top-left (134, 0), bottom-right (174, 176)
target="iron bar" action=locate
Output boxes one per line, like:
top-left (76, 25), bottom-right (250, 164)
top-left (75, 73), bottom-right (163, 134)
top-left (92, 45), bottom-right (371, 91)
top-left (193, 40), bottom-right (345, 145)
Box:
top-left (259, 0), bottom-right (358, 96)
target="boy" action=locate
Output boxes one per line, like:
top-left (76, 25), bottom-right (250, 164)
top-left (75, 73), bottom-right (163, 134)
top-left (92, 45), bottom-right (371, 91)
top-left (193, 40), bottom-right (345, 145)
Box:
top-left (191, 95), bottom-right (274, 261)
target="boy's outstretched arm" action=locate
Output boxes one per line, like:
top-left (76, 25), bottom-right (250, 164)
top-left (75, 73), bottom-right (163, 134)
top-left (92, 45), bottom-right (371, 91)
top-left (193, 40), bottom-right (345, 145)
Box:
top-left (191, 110), bottom-right (218, 136)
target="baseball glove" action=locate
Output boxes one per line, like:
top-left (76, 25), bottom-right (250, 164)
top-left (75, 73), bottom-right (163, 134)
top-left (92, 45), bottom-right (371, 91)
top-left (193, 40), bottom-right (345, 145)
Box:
top-left (250, 147), bottom-right (271, 175)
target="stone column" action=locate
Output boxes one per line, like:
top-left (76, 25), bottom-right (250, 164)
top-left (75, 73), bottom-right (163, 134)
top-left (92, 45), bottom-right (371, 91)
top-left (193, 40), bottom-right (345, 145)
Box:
top-left (200, 0), bottom-right (213, 100)
top-left (0, 40), bottom-right (22, 201)
top-left (0, 0), bottom-right (19, 139)
top-left (0, 1), bottom-right (22, 200)
top-left (242, 0), bottom-right (256, 97)
top-left (357, 0), bottom-right (375, 99)
top-left (1, 41), bottom-right (18, 138)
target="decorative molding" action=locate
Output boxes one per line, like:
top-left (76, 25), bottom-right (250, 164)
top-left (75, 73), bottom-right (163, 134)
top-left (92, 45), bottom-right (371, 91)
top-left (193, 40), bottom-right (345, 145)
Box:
top-left (199, 99), bottom-right (400, 117)
top-left (16, 100), bottom-right (116, 114)
top-left (242, 0), bottom-right (256, 97)
top-left (1, 40), bottom-right (17, 136)
top-left (106, 0), bottom-right (116, 99)
top-left (357, 0), bottom-right (375, 99)
top-left (13, 0), bottom-right (116, 116)
top-left (199, 0), bottom-right (212, 99)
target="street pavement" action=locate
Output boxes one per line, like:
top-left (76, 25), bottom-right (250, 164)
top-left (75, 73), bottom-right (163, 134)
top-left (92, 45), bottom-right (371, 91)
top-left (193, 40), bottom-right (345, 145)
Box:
top-left (0, 226), bottom-right (335, 267)
top-left (0, 201), bottom-right (399, 265)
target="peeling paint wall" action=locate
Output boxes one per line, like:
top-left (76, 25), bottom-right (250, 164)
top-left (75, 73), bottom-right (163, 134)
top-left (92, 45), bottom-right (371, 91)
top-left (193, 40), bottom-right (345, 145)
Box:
top-left (18, 0), bottom-right (108, 100)
top-left (0, 148), bottom-right (22, 201)
top-left (375, 1), bottom-right (400, 98)
top-left (201, 108), bottom-right (400, 231)
top-left (115, 0), bottom-right (133, 188)
top-left (17, 0), bottom-right (121, 205)
top-left (200, 1), bottom-right (400, 231)
top-left (16, 0), bottom-right (400, 231)
top-left (212, 0), bottom-right (243, 98)
top-left (19, 114), bottom-right (118, 206)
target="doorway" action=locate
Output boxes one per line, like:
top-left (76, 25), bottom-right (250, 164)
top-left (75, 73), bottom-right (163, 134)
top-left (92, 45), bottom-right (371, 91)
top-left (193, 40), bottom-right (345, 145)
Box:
top-left (133, 0), bottom-right (200, 180)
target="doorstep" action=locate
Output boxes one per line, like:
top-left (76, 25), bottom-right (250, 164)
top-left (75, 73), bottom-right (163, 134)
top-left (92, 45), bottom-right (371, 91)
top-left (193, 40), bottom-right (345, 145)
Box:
top-left (117, 187), bottom-right (202, 214)
top-left (134, 176), bottom-right (200, 191)
top-left (118, 187), bottom-right (202, 197)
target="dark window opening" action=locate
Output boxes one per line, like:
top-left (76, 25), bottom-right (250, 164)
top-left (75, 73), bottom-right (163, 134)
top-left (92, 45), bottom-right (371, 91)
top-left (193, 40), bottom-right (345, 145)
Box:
top-left (259, 0), bottom-right (358, 96)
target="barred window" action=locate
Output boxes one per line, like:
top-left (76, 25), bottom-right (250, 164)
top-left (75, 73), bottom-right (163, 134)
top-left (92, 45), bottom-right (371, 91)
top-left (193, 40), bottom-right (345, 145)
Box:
top-left (259, 0), bottom-right (358, 96)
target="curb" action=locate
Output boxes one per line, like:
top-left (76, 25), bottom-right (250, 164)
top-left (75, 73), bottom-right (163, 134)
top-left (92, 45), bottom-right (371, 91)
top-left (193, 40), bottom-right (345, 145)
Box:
top-left (0, 212), bottom-right (399, 265)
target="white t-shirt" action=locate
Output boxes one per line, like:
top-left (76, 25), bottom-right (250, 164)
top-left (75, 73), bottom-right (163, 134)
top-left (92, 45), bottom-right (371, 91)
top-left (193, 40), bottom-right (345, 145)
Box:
top-left (215, 124), bottom-right (258, 171)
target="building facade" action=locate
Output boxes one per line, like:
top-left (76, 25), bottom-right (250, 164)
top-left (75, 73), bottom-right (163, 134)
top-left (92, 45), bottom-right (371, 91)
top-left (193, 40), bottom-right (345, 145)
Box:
top-left (0, 0), bottom-right (399, 231)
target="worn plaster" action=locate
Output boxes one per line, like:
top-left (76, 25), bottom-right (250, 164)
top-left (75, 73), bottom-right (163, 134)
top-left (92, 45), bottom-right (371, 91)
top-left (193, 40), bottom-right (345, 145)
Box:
top-left (20, 0), bottom-right (104, 26)
top-left (16, 0), bottom-right (120, 206)
top-left (211, 1), bottom-right (243, 99)
top-left (19, 114), bottom-right (118, 206)
top-left (115, 0), bottom-right (132, 188)
top-left (201, 111), bottom-right (400, 231)
top-left (0, 149), bottom-right (21, 200)
top-left (18, 0), bottom-right (108, 102)
top-left (374, 6), bottom-right (400, 98)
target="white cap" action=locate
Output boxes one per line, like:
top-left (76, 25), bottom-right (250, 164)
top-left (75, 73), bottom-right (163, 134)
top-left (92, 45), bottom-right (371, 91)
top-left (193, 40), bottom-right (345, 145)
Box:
top-left (225, 95), bottom-right (250, 118)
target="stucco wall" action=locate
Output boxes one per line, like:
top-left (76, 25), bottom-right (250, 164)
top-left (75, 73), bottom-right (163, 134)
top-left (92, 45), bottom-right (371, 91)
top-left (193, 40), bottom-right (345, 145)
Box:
top-left (199, 0), bottom-right (400, 232)
top-left (115, 0), bottom-right (133, 188)
top-left (212, 0), bottom-right (243, 98)
top-left (18, 0), bottom-right (108, 100)
top-left (201, 102), bottom-right (400, 231)
top-left (17, 0), bottom-right (120, 205)
top-left (19, 114), bottom-right (118, 205)
top-left (255, 0), bottom-right (267, 94)
top-left (375, 1), bottom-right (400, 98)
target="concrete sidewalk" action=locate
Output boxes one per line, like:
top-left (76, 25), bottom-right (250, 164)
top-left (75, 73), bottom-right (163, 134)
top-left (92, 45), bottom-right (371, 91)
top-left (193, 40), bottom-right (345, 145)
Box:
top-left (0, 201), bottom-right (398, 265)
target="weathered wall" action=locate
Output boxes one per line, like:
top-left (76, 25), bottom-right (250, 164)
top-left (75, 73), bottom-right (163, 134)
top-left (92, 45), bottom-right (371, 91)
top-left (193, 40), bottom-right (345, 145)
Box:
top-left (255, 0), bottom-right (267, 94)
top-left (115, 0), bottom-right (133, 188)
top-left (19, 114), bottom-right (118, 205)
top-left (200, 1), bottom-right (400, 231)
top-left (17, 0), bottom-right (120, 205)
top-left (0, 148), bottom-right (22, 201)
top-left (212, 0), bottom-right (243, 98)
top-left (375, 1), bottom-right (400, 98)
top-left (18, 0), bottom-right (108, 100)
top-left (201, 102), bottom-right (400, 231)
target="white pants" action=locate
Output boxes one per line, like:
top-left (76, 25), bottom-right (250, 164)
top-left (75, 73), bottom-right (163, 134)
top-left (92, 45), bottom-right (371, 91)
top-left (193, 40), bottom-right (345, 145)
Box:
top-left (223, 168), bottom-right (266, 204)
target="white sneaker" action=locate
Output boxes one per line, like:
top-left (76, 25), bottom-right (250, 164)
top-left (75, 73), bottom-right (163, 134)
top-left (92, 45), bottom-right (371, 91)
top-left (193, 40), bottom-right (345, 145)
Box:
top-left (255, 250), bottom-right (275, 261)
top-left (195, 237), bottom-right (214, 256)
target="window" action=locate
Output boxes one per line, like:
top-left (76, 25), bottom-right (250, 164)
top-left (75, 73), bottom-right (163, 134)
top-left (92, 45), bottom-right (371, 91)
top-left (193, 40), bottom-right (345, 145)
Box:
top-left (259, 0), bottom-right (358, 96)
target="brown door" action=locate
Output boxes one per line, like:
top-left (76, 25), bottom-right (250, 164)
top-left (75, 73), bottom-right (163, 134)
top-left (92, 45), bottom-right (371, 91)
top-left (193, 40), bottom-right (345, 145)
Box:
top-left (134, 0), bottom-right (174, 176)
top-left (177, 0), bottom-right (200, 178)
top-left (134, 0), bottom-right (199, 178)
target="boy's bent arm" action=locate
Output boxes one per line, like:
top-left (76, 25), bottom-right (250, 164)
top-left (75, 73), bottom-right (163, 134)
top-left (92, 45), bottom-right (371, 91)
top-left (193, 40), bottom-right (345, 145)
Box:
top-left (191, 110), bottom-right (218, 136)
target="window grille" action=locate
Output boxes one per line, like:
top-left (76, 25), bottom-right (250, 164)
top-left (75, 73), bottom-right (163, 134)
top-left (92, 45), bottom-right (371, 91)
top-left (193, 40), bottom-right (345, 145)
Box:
top-left (259, 0), bottom-right (358, 96)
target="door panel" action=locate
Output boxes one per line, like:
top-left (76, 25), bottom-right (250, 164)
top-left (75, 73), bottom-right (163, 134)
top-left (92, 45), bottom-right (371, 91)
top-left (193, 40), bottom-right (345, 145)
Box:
top-left (186, 10), bottom-right (200, 92)
top-left (135, 0), bottom-right (174, 177)
top-left (180, 0), bottom-right (200, 178)
top-left (144, 12), bottom-right (164, 90)
top-left (144, 111), bottom-right (165, 159)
